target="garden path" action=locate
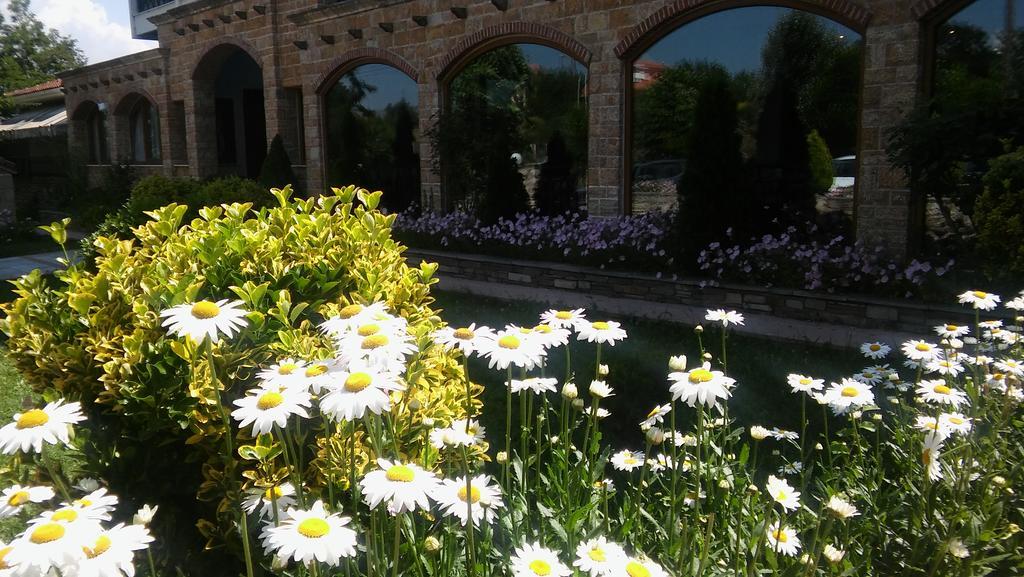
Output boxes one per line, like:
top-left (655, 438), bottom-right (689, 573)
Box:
top-left (0, 250), bottom-right (76, 280)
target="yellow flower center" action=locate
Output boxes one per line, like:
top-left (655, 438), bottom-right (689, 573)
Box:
top-left (344, 372), bottom-right (373, 392)
top-left (625, 561), bottom-right (651, 577)
top-left (946, 325), bottom-right (958, 331)
top-left (624, 457), bottom-right (638, 465)
top-left (305, 364), bottom-right (329, 378)
top-left (862, 372), bottom-right (873, 378)
top-left (16, 409), bottom-right (49, 429)
top-left (83, 535), bottom-right (112, 559)
top-left (922, 448), bottom-right (932, 465)
top-left (52, 508), bottom-right (78, 522)
top-left (263, 486), bottom-right (284, 501)
top-left (7, 491), bottom-right (29, 506)
top-left (972, 291), bottom-right (988, 299)
top-left (190, 300), bottom-right (220, 319)
top-left (529, 560), bottom-right (552, 576)
top-left (555, 311), bottom-right (572, 320)
top-left (588, 547), bottom-right (607, 562)
top-left (257, 392), bottom-right (284, 410)
top-left (498, 335), bottom-right (520, 349)
top-left (297, 518), bottom-right (330, 538)
top-left (799, 378), bottom-right (812, 385)
top-left (592, 321), bottom-right (610, 330)
top-left (915, 343), bottom-right (932, 352)
top-left (75, 498), bottom-right (92, 507)
top-left (949, 416), bottom-right (964, 425)
top-left (773, 529), bottom-right (788, 543)
top-left (339, 304), bottom-right (363, 319)
top-left (776, 491), bottom-right (788, 502)
top-left (869, 344), bottom-right (881, 351)
top-left (453, 328), bottom-right (475, 340)
top-left (362, 334), bottom-right (389, 349)
top-left (357, 324), bottom-right (380, 337)
top-left (519, 327), bottom-right (534, 335)
top-left (385, 465), bottom-right (415, 482)
top-left (688, 369), bottom-right (714, 384)
top-left (457, 486), bottom-right (481, 503)
top-left (30, 523), bottom-right (65, 544)
top-left (646, 407), bottom-right (661, 419)
top-left (0, 546), bottom-right (11, 569)
top-left (534, 324), bottom-right (552, 334)
top-left (933, 385), bottom-right (952, 395)
top-left (925, 421), bottom-right (938, 430)
top-left (278, 363), bottom-right (298, 375)
top-left (841, 386), bottom-right (859, 398)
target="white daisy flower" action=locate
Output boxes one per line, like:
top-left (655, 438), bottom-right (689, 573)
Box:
top-left (922, 432), bottom-right (945, 481)
top-left (787, 374), bottom-right (824, 394)
top-left (915, 415), bottom-right (942, 434)
top-left (1005, 295), bottom-right (1024, 310)
top-left (614, 556), bottom-right (668, 577)
top-left (640, 404), bottom-right (672, 430)
top-left (588, 380), bottom-right (615, 399)
top-left (0, 400), bottom-right (85, 455)
top-left (338, 320), bottom-right (418, 371)
top-left (510, 377), bottom-right (559, 395)
top-left (8, 519), bottom-right (93, 576)
top-left (979, 319), bottom-right (1004, 330)
top-left (610, 450), bottom-right (644, 472)
top-left (749, 425), bottom-right (771, 441)
top-left (573, 536), bottom-right (626, 576)
top-left (822, 379), bottom-right (875, 415)
top-left (860, 342), bottom-right (891, 359)
top-left (431, 475), bottom-right (504, 527)
top-left (481, 329), bottom-right (545, 370)
top-left (902, 340), bottom-right (941, 362)
top-left (853, 367), bottom-right (885, 386)
top-left (320, 302), bottom-right (390, 337)
top-left (0, 485), bottom-right (54, 518)
top-left (132, 504), bottom-right (158, 526)
top-left (263, 500), bottom-right (357, 567)
top-left (825, 495), bottom-right (859, 520)
top-left (938, 412), bottom-right (972, 435)
top-left (705, 309), bottom-right (745, 327)
top-left (231, 386), bottom-right (311, 436)
top-left (668, 362), bottom-right (734, 408)
top-left (511, 542), bottom-right (571, 577)
top-left (65, 488), bottom-right (119, 521)
top-left (926, 357), bottom-right (964, 377)
top-left (70, 522), bottom-right (154, 577)
top-left (576, 321), bottom-right (628, 346)
top-left (243, 484), bottom-right (297, 520)
top-left (668, 355), bottom-right (687, 371)
top-left (540, 308), bottom-right (587, 330)
top-left (823, 544), bottom-right (846, 564)
top-left (766, 522), bottom-right (801, 557)
top-left (648, 453), bottom-right (675, 473)
top-left (916, 380), bottom-right (969, 407)
top-left (360, 459), bottom-right (438, 515)
top-left (160, 299), bottom-right (249, 343)
top-left (995, 358), bottom-right (1024, 377)
top-left (293, 359), bottom-right (344, 394)
top-left (257, 358), bottom-right (308, 390)
top-left (433, 324), bottom-right (496, 356)
top-left (74, 479), bottom-right (100, 493)
top-left (765, 475), bottom-right (800, 511)
top-left (935, 324), bottom-right (970, 339)
top-left (531, 324), bottom-right (571, 349)
top-left (429, 418), bottom-right (486, 450)
top-left (957, 290), bottom-right (1000, 310)
top-left (770, 428), bottom-right (799, 442)
top-left (319, 363), bottom-right (404, 422)
top-left (948, 538), bottom-right (969, 559)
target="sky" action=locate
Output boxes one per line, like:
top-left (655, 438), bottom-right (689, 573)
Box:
top-left (2, 0), bottom-right (157, 64)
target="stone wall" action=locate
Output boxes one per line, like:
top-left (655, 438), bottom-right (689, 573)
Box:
top-left (58, 0), bottom-right (973, 258)
top-left (406, 248), bottom-right (1010, 335)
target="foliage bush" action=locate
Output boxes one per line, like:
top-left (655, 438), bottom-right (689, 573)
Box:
top-left (258, 134), bottom-right (298, 192)
top-left (2, 186), bottom-right (474, 575)
top-left (974, 146), bottom-right (1024, 280)
top-left (807, 129), bottom-right (834, 193)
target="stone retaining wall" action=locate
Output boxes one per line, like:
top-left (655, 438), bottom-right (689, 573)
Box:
top-left (406, 248), bottom-right (1011, 334)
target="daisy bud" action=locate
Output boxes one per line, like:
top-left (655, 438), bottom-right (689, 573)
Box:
top-left (424, 536), bottom-right (441, 552)
top-left (133, 504), bottom-right (158, 526)
top-left (408, 398), bottom-right (422, 411)
top-left (993, 475), bottom-right (1007, 487)
top-left (572, 399), bottom-right (585, 410)
top-left (589, 380), bottom-right (614, 398)
top-left (750, 425), bottom-right (770, 440)
top-left (718, 479), bottom-right (731, 489)
top-left (75, 478), bottom-right (100, 492)
top-left (1017, 316), bottom-right (1024, 323)
top-left (823, 544), bottom-right (845, 564)
top-left (496, 451), bottom-right (508, 464)
top-left (872, 413), bottom-right (882, 421)
top-left (421, 417), bottom-right (435, 427)
top-left (947, 539), bottom-right (969, 559)
top-left (598, 364), bottom-right (609, 377)
top-left (694, 325), bottom-right (704, 333)
top-left (852, 410), bottom-right (863, 419)
top-left (271, 556), bottom-right (288, 571)
top-left (815, 443), bottom-right (823, 451)
top-left (669, 355), bottom-right (687, 371)
top-left (646, 427), bottom-right (665, 446)
top-left (800, 554), bottom-right (812, 565)
top-left (550, 435), bottom-right (559, 445)
top-left (889, 397), bottom-right (900, 405)
top-left (746, 484), bottom-right (759, 494)
top-left (562, 383), bottom-right (578, 400)
top-left (702, 352), bottom-right (712, 361)
top-left (888, 373), bottom-right (900, 381)
top-left (1009, 523), bottom-right (1021, 534)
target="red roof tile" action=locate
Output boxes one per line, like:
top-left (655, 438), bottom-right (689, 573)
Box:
top-left (5, 78), bottom-right (62, 98)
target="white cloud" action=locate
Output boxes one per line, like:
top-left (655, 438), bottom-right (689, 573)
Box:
top-left (26, 0), bottom-right (157, 65)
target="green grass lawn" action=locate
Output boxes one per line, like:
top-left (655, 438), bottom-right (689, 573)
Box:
top-left (430, 290), bottom-right (866, 449)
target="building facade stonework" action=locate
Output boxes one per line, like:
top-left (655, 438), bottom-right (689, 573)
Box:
top-left (59, 0), bottom-right (965, 257)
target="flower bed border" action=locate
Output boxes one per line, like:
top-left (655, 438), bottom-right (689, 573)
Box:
top-left (406, 248), bottom-right (1011, 335)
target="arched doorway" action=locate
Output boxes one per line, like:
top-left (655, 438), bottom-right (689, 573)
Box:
top-left (192, 44), bottom-right (267, 178)
top-left (113, 92), bottom-right (162, 165)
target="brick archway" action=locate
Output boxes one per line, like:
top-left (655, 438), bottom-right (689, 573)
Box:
top-left (911, 0), bottom-right (976, 21)
top-left (112, 89), bottom-right (158, 116)
top-left (190, 36), bottom-right (265, 82)
top-left (69, 99), bottom-right (103, 121)
top-left (437, 21), bottom-right (592, 81)
top-left (614, 0), bottom-right (872, 59)
top-left (314, 48), bottom-right (419, 95)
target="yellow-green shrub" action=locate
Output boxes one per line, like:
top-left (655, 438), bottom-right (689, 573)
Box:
top-left (0, 186), bottom-right (475, 573)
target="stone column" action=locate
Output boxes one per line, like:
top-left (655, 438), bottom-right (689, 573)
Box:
top-left (418, 71), bottom-right (442, 212)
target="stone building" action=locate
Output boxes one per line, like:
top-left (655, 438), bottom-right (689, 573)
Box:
top-left (58, 0), bottom-right (980, 257)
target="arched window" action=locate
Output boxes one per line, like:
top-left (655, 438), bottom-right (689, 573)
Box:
top-left (129, 97), bottom-right (161, 164)
top-left (323, 63), bottom-right (419, 213)
top-left (439, 43), bottom-right (588, 220)
top-left (80, 102), bottom-right (108, 164)
top-left (627, 6), bottom-right (862, 246)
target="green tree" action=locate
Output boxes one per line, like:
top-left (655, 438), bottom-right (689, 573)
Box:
top-left (258, 134), bottom-right (297, 191)
top-left (534, 131), bottom-right (576, 216)
top-left (0, 0), bottom-right (85, 113)
top-left (807, 129), bottom-right (834, 194)
top-left (973, 145), bottom-right (1024, 279)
